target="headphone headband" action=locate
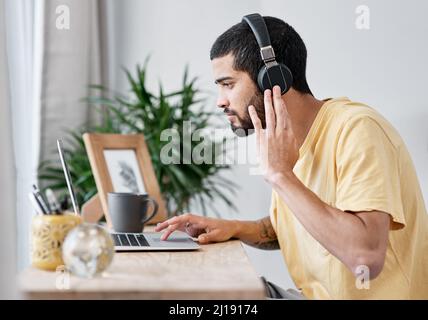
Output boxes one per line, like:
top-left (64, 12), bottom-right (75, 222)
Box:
top-left (242, 13), bottom-right (277, 64)
top-left (242, 13), bottom-right (272, 48)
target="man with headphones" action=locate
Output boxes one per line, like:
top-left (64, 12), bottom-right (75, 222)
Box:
top-left (156, 14), bottom-right (428, 299)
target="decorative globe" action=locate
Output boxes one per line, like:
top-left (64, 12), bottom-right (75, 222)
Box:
top-left (62, 223), bottom-right (115, 278)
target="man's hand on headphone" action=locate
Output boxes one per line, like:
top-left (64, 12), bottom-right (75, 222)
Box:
top-left (248, 85), bottom-right (299, 184)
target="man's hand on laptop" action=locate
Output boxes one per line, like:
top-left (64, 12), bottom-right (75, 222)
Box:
top-left (154, 213), bottom-right (237, 244)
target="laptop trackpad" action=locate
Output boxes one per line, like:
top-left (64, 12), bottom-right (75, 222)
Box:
top-left (145, 231), bottom-right (198, 248)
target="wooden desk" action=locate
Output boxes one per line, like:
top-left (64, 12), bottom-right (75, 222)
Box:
top-left (19, 239), bottom-right (265, 299)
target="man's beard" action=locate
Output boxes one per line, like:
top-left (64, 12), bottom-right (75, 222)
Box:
top-left (225, 91), bottom-right (265, 137)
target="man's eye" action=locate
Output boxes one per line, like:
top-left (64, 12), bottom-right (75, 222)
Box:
top-left (222, 83), bottom-right (233, 88)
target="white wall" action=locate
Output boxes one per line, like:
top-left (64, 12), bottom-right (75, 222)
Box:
top-left (109, 0), bottom-right (428, 290)
top-left (0, 0), bottom-right (17, 299)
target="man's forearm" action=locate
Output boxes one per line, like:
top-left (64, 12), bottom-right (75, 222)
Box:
top-left (232, 216), bottom-right (279, 250)
top-left (268, 172), bottom-right (389, 276)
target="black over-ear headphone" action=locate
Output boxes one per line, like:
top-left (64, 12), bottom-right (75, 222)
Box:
top-left (242, 13), bottom-right (293, 95)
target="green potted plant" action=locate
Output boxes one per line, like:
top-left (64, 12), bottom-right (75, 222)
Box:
top-left (38, 61), bottom-right (237, 217)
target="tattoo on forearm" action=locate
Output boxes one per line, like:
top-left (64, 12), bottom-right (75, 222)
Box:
top-left (259, 217), bottom-right (277, 240)
top-left (253, 239), bottom-right (280, 250)
top-left (247, 216), bottom-right (279, 250)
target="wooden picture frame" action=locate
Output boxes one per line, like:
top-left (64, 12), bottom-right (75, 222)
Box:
top-left (83, 133), bottom-right (167, 228)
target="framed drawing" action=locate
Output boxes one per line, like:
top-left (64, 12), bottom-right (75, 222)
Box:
top-left (83, 133), bottom-right (167, 228)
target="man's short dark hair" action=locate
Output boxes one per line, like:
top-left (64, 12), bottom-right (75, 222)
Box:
top-left (210, 16), bottom-right (312, 95)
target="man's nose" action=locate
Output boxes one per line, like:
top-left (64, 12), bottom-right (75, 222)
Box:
top-left (216, 97), bottom-right (229, 109)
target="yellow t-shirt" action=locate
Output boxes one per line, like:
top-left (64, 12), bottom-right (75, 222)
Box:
top-left (270, 97), bottom-right (428, 299)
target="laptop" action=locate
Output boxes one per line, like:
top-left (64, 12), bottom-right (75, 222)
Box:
top-left (57, 139), bottom-right (200, 251)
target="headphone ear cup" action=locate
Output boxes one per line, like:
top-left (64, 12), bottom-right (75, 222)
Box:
top-left (257, 64), bottom-right (293, 95)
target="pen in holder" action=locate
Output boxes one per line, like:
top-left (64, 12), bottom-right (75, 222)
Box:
top-left (30, 212), bottom-right (82, 271)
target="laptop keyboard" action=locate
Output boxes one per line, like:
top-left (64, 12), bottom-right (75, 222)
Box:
top-left (112, 233), bottom-right (150, 247)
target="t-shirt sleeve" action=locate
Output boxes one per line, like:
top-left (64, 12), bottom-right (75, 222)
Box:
top-left (335, 116), bottom-right (405, 230)
top-left (269, 191), bottom-right (278, 234)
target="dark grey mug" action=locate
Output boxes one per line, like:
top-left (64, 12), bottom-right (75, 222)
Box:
top-left (108, 192), bottom-right (158, 233)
